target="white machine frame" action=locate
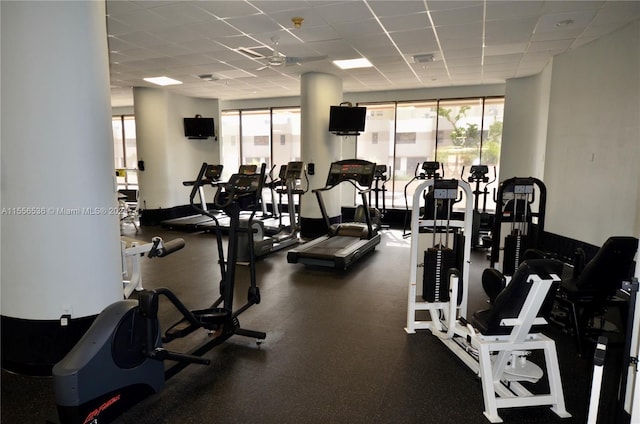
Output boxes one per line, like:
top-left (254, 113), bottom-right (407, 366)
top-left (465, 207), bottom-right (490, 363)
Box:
top-left (404, 178), bottom-right (571, 423)
top-left (121, 236), bottom-right (168, 298)
top-left (405, 178), bottom-right (473, 329)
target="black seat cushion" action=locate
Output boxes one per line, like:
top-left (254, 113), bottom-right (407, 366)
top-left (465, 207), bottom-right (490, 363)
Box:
top-left (472, 259), bottom-right (563, 335)
top-left (482, 268), bottom-right (506, 303)
top-left (559, 236), bottom-right (638, 300)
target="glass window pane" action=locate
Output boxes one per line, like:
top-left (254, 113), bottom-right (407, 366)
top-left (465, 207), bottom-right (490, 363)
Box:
top-left (436, 99), bottom-right (483, 181)
top-left (395, 101), bottom-right (438, 208)
top-left (221, 111), bottom-right (240, 180)
top-left (112, 117), bottom-right (124, 168)
top-left (123, 116), bottom-right (137, 189)
top-left (356, 103), bottom-right (395, 207)
top-left (241, 109), bottom-right (271, 169)
top-left (480, 98), bottom-right (504, 212)
top-left (272, 107), bottom-right (301, 168)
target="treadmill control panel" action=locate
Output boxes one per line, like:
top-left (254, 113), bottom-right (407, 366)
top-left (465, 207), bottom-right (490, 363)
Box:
top-left (226, 173), bottom-right (261, 195)
top-left (326, 159), bottom-right (376, 187)
top-left (204, 164), bottom-right (223, 181)
top-left (238, 164), bottom-right (258, 175)
top-left (374, 164), bottom-right (387, 178)
top-left (285, 161), bottom-right (304, 180)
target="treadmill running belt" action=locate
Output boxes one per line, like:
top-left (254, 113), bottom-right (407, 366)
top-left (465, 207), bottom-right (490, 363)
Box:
top-left (301, 236), bottom-right (357, 258)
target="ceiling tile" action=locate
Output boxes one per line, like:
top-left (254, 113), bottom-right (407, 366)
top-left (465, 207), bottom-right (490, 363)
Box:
top-left (100, 0), bottom-right (640, 103)
top-left (381, 12), bottom-right (431, 32)
top-left (430, 4), bottom-right (484, 26)
top-left (196, 1), bottom-right (262, 19)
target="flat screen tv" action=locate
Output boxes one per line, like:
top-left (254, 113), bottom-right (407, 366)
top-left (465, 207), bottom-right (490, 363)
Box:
top-left (328, 106), bottom-right (366, 135)
top-left (184, 116), bottom-right (215, 139)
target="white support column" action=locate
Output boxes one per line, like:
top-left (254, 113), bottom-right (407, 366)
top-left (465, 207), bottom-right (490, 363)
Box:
top-left (299, 72), bottom-right (342, 237)
top-left (1, 0), bottom-right (122, 374)
top-left (133, 87), bottom-right (174, 209)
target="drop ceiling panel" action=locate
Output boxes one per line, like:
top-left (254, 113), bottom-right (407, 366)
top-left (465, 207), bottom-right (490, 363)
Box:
top-left (313, 2), bottom-right (375, 24)
top-left (224, 14), bottom-right (282, 34)
top-left (195, 1), bottom-right (262, 19)
top-left (430, 4), bottom-right (485, 26)
top-left (100, 0), bottom-right (640, 104)
top-left (367, 0), bottom-right (427, 17)
top-left (381, 13), bottom-right (431, 32)
top-left (485, 1), bottom-right (543, 21)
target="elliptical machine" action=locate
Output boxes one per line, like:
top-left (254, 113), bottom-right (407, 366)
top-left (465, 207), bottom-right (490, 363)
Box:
top-left (51, 163), bottom-right (267, 424)
top-left (461, 165), bottom-right (496, 249)
top-left (368, 164), bottom-right (389, 218)
top-left (402, 161), bottom-right (444, 237)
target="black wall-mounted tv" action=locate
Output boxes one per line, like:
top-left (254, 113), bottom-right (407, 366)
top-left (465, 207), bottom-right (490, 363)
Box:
top-left (184, 116), bottom-right (215, 139)
top-left (328, 105), bottom-right (367, 135)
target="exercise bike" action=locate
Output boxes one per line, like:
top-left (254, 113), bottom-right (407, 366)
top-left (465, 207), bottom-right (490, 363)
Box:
top-left (51, 163), bottom-right (267, 424)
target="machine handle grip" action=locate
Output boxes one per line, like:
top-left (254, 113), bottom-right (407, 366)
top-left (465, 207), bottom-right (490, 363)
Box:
top-left (155, 238), bottom-right (186, 257)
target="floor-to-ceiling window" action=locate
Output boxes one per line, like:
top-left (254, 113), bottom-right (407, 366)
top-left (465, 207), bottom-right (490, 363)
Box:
top-left (356, 97), bottom-right (503, 210)
top-left (220, 110), bottom-right (241, 181)
top-left (222, 97), bottom-right (503, 211)
top-left (221, 107), bottom-right (302, 180)
top-left (241, 109), bottom-right (272, 171)
top-left (112, 115), bottom-right (137, 190)
top-left (272, 107), bottom-right (301, 168)
top-left (355, 104), bottom-right (395, 210)
top-left (395, 101), bottom-right (439, 208)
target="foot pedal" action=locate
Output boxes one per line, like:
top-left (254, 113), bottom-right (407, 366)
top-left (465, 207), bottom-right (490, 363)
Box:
top-left (164, 319), bottom-right (195, 341)
top-left (193, 308), bottom-right (230, 327)
top-left (500, 355), bottom-right (543, 383)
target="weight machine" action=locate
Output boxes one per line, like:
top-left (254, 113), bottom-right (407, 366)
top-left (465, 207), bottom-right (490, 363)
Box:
top-left (405, 176), bottom-right (570, 423)
top-left (490, 177), bottom-right (546, 277)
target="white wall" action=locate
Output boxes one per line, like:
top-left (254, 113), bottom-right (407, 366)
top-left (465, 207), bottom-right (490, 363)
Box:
top-left (501, 63), bottom-right (552, 180)
top-left (168, 95), bottom-right (221, 206)
top-left (543, 20), bottom-right (640, 245)
top-left (134, 88), bottom-right (220, 209)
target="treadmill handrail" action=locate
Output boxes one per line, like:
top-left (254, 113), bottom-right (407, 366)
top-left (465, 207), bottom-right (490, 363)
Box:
top-left (313, 181), bottom-right (373, 195)
top-left (313, 181), bottom-right (377, 240)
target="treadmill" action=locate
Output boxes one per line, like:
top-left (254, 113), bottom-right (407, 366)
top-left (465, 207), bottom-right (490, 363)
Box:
top-left (287, 159), bottom-right (381, 270)
top-left (161, 164), bottom-right (223, 230)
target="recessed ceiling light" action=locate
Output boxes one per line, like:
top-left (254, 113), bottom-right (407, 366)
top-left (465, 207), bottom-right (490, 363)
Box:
top-left (332, 58), bottom-right (373, 70)
top-left (143, 76), bottom-right (183, 86)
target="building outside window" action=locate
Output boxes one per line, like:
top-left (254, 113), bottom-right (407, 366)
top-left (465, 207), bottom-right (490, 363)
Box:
top-left (112, 115), bottom-right (137, 190)
top-left (220, 97), bottom-right (503, 213)
top-left (221, 110), bottom-right (240, 181)
top-left (356, 97), bottom-right (503, 210)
